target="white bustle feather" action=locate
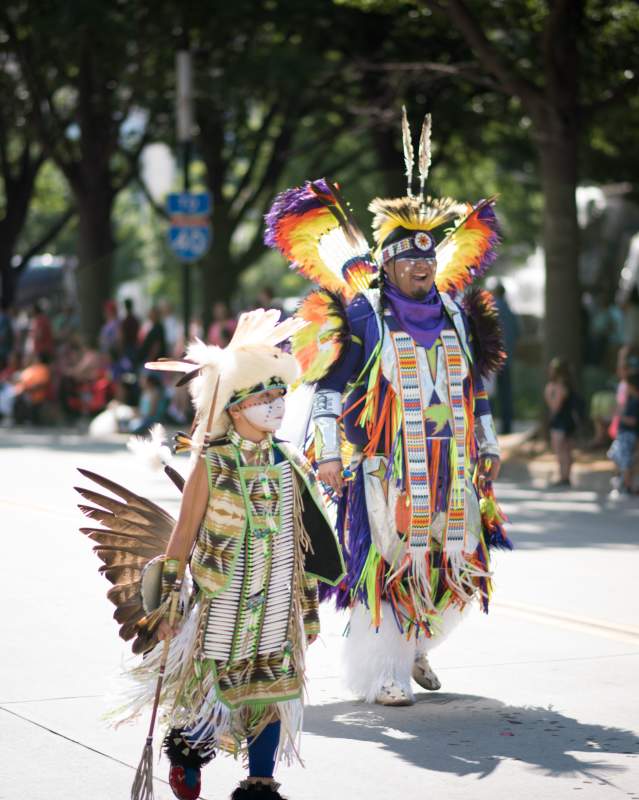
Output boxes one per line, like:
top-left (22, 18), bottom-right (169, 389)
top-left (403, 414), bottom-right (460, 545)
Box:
top-left (145, 310), bottom-right (308, 456)
top-left (127, 424), bottom-right (172, 470)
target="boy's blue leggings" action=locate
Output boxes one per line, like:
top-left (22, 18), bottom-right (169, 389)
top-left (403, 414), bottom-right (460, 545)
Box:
top-left (248, 720), bottom-right (281, 777)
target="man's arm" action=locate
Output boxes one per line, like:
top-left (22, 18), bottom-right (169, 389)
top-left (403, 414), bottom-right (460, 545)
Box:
top-left (473, 372), bottom-right (501, 482)
top-left (313, 326), bottom-right (365, 495)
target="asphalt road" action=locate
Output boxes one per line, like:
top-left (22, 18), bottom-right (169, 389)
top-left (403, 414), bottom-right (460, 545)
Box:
top-left (1, 430), bottom-right (638, 800)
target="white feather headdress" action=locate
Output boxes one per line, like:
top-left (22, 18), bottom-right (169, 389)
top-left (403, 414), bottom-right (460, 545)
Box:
top-left (146, 308), bottom-right (307, 447)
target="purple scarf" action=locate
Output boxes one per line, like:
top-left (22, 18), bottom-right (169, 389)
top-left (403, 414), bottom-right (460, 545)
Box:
top-left (383, 280), bottom-right (446, 348)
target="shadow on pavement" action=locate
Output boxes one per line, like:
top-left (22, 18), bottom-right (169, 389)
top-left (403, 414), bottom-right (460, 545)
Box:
top-left (305, 693), bottom-right (639, 782)
top-left (494, 457), bottom-right (639, 550)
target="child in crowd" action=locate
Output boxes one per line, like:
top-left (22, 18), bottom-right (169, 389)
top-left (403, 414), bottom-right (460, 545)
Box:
top-left (544, 357), bottom-right (579, 488)
top-left (608, 347), bottom-right (639, 442)
top-left (608, 370), bottom-right (639, 495)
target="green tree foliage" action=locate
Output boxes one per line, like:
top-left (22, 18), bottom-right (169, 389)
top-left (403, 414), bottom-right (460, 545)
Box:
top-left (2, 0), bottom-right (637, 372)
top-left (1, 1), bottom-right (168, 339)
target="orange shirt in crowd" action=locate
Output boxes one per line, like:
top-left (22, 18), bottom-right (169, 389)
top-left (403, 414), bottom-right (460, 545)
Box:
top-left (14, 363), bottom-right (51, 404)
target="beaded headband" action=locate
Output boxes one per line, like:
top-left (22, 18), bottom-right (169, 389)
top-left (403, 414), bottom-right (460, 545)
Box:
top-left (381, 230), bottom-right (436, 263)
top-left (226, 376), bottom-right (287, 408)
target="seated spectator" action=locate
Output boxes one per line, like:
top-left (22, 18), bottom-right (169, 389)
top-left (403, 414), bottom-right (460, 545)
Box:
top-left (129, 373), bottom-right (167, 435)
top-left (13, 353), bottom-right (52, 425)
top-left (0, 351), bottom-right (21, 423)
top-left (59, 337), bottom-right (111, 420)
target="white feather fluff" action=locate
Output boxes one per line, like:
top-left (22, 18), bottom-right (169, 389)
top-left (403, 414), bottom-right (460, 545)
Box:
top-left (127, 424), bottom-right (172, 470)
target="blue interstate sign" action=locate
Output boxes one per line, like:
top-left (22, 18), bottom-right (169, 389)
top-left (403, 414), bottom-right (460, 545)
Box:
top-left (167, 192), bottom-right (212, 262)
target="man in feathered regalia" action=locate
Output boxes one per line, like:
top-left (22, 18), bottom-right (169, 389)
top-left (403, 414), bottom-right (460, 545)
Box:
top-left (264, 110), bottom-right (511, 707)
top-left (76, 309), bottom-right (344, 800)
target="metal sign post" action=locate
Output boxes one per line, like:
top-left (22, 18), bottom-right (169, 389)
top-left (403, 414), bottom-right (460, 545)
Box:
top-left (172, 50), bottom-right (210, 342)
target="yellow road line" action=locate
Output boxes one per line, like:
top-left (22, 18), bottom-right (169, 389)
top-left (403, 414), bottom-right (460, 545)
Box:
top-left (493, 600), bottom-right (639, 644)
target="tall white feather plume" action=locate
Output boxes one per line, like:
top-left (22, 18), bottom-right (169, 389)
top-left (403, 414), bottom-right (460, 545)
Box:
top-left (401, 105), bottom-right (415, 198)
top-left (144, 308), bottom-right (307, 460)
top-left (418, 113), bottom-right (432, 199)
top-left (186, 309), bottom-right (307, 450)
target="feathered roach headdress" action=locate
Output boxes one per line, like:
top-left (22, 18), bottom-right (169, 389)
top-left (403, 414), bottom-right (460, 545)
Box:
top-left (264, 109), bottom-right (501, 383)
top-left (369, 107), bottom-right (500, 292)
top-left (146, 308), bottom-right (306, 446)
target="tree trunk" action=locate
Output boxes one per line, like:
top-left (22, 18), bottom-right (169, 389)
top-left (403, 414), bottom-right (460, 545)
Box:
top-left (75, 186), bottom-right (114, 345)
top-left (537, 125), bottom-right (582, 378)
top-left (200, 211), bottom-right (236, 329)
top-left (0, 244), bottom-right (17, 309)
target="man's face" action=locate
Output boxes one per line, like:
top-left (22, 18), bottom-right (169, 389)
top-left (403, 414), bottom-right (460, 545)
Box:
top-left (387, 256), bottom-right (437, 299)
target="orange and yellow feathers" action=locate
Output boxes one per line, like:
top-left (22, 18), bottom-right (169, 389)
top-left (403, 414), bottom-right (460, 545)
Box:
top-left (264, 178), bottom-right (377, 302)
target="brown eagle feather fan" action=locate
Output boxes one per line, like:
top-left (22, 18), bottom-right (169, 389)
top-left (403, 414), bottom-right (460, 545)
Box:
top-left (75, 467), bottom-right (177, 655)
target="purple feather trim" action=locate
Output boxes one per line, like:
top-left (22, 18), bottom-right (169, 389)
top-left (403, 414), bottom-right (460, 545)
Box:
top-left (486, 523), bottom-right (514, 551)
top-left (474, 201), bottom-right (501, 282)
top-left (319, 466), bottom-right (373, 608)
top-left (263, 179), bottom-right (330, 248)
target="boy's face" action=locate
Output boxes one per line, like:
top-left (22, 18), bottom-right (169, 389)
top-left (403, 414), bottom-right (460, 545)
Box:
top-left (230, 388), bottom-right (286, 434)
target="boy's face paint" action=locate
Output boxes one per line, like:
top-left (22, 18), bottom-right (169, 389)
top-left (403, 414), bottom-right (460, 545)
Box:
top-left (237, 388), bottom-right (286, 433)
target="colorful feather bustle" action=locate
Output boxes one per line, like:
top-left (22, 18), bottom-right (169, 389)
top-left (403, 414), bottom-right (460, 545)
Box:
top-left (264, 178), bottom-right (376, 300)
top-left (462, 286), bottom-right (507, 378)
top-left (291, 290), bottom-right (350, 383)
top-left (435, 199), bottom-right (501, 294)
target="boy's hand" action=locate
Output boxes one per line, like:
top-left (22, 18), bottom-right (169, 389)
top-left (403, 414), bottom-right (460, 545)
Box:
top-left (307, 634), bottom-right (318, 645)
top-left (157, 618), bottom-right (180, 641)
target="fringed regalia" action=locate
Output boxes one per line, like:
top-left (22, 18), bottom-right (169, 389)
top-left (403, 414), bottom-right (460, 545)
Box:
top-left (76, 309), bottom-right (345, 769)
top-left (264, 112), bottom-right (512, 702)
top-left (119, 432), bottom-right (342, 761)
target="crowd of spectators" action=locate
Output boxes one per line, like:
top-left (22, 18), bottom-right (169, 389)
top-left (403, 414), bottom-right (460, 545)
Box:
top-left (0, 297), bottom-right (239, 435)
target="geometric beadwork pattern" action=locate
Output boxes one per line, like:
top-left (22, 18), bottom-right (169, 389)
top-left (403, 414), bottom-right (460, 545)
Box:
top-left (440, 329), bottom-right (467, 552)
top-left (391, 331), bottom-right (432, 550)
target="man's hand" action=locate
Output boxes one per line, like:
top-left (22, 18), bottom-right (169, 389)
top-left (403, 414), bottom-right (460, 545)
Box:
top-left (478, 455), bottom-right (501, 488)
top-left (317, 460), bottom-right (344, 497)
top-left (307, 633), bottom-right (318, 645)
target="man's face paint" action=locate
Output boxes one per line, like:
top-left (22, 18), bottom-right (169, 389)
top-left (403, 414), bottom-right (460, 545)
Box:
top-left (237, 388), bottom-right (286, 433)
top-left (387, 256), bottom-right (437, 300)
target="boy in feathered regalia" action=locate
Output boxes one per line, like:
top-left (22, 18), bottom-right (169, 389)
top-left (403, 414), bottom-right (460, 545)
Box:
top-left (264, 110), bottom-right (511, 707)
top-left (76, 309), bottom-right (344, 800)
